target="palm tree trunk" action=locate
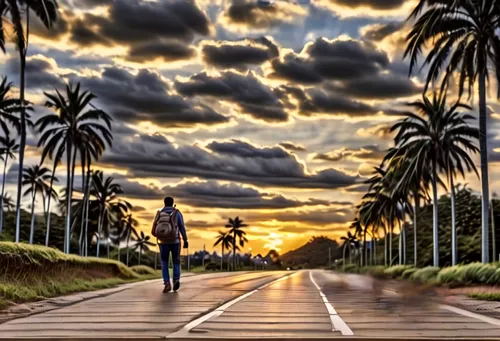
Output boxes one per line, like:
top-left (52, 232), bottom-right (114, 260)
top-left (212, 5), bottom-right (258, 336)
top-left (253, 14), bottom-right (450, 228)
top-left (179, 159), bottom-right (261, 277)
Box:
top-left (342, 243), bottom-right (347, 270)
top-left (45, 160), bottom-right (57, 247)
top-left (384, 227), bottom-right (388, 266)
top-left (221, 245), bottom-right (224, 271)
top-left (389, 223), bottom-right (393, 266)
top-left (126, 229), bottom-right (130, 266)
top-left (492, 201), bottom-right (497, 263)
top-left (233, 231), bottom-right (236, 271)
top-left (413, 194), bottom-right (418, 267)
top-left (450, 173), bottom-right (457, 266)
top-left (96, 208), bottom-right (104, 258)
top-left (14, 33), bottom-right (27, 244)
top-left (79, 166), bottom-right (86, 256)
top-left (373, 237), bottom-right (377, 265)
top-left (29, 191), bottom-right (36, 244)
top-left (479, 71), bottom-right (490, 264)
top-left (84, 168), bottom-right (92, 257)
top-left (0, 156), bottom-right (8, 233)
top-left (431, 158), bottom-right (439, 267)
top-left (363, 229), bottom-right (367, 266)
top-left (64, 140), bottom-right (73, 254)
top-left (398, 221), bottom-right (402, 265)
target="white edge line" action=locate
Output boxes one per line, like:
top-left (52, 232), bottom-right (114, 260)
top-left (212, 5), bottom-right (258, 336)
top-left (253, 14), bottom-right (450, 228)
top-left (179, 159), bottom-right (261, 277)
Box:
top-left (309, 271), bottom-right (354, 336)
top-left (440, 304), bottom-right (500, 327)
top-left (167, 272), bottom-right (297, 338)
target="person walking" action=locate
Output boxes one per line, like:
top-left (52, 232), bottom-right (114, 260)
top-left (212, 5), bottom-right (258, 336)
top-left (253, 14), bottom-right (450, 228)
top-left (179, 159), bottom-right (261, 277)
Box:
top-left (151, 196), bottom-right (188, 293)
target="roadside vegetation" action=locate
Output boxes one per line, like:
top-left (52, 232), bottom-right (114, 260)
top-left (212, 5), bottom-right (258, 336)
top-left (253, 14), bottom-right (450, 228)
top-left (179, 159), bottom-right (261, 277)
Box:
top-left (0, 242), bottom-right (160, 309)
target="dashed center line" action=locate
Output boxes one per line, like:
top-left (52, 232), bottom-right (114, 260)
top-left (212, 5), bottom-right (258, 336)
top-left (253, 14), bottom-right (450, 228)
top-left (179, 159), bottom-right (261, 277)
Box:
top-left (309, 271), bottom-right (354, 336)
top-left (167, 272), bottom-right (298, 338)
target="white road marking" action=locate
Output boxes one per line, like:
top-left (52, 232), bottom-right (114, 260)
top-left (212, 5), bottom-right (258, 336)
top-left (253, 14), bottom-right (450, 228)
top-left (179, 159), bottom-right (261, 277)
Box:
top-left (309, 271), bottom-right (354, 336)
top-left (167, 272), bottom-right (298, 338)
top-left (441, 304), bottom-right (500, 327)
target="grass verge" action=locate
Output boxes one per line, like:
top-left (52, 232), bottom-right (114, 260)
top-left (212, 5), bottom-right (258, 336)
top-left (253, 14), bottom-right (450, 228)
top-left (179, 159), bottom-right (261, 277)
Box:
top-left (469, 293), bottom-right (500, 301)
top-left (0, 242), bottom-right (160, 310)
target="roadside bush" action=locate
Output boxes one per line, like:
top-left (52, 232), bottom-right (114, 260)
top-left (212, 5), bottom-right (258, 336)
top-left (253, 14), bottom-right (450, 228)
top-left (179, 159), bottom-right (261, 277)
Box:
top-left (384, 265), bottom-right (414, 279)
top-left (410, 266), bottom-right (440, 283)
top-left (343, 264), bottom-right (359, 273)
top-left (130, 265), bottom-right (158, 276)
top-left (462, 263), bottom-right (498, 285)
top-left (488, 268), bottom-right (500, 285)
top-left (362, 266), bottom-right (386, 278)
top-left (402, 267), bottom-right (418, 280)
top-left (436, 266), bottom-right (463, 286)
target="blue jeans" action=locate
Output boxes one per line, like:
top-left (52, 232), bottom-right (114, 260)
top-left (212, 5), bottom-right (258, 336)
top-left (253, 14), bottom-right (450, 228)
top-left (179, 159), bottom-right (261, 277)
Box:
top-left (159, 243), bottom-right (181, 284)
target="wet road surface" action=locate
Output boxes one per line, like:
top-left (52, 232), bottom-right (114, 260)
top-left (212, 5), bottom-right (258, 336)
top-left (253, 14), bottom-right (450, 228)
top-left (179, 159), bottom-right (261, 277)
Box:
top-left (1, 270), bottom-right (500, 339)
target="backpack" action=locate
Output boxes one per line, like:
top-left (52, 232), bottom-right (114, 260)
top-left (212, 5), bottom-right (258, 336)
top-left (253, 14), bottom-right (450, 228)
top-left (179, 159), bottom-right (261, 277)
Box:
top-left (152, 209), bottom-right (179, 243)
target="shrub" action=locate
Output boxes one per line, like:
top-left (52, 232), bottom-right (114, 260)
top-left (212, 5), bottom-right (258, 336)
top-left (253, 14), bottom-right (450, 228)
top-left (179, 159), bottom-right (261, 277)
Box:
top-left (362, 266), bottom-right (387, 278)
top-left (488, 269), bottom-right (500, 285)
top-left (437, 266), bottom-right (463, 286)
top-left (384, 265), bottom-right (414, 279)
top-left (402, 268), bottom-right (418, 280)
top-left (461, 263), bottom-right (497, 285)
top-left (410, 266), bottom-right (440, 284)
top-left (343, 264), bottom-right (359, 273)
top-left (130, 265), bottom-right (158, 276)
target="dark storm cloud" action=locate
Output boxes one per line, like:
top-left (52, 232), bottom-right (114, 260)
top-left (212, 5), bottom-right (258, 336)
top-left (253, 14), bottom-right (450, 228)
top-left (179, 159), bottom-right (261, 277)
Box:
top-left (202, 37), bottom-right (279, 70)
top-left (115, 175), bottom-right (335, 209)
top-left (70, 19), bottom-right (112, 47)
top-left (245, 208), bottom-right (354, 226)
top-left (326, 73), bottom-right (422, 99)
top-left (207, 139), bottom-right (289, 159)
top-left (7, 57), bottom-right (65, 89)
top-left (279, 142), bottom-right (306, 152)
top-left (361, 22), bottom-right (403, 41)
top-left (328, 0), bottom-right (406, 10)
top-left (163, 181), bottom-right (332, 209)
top-left (102, 135), bottom-right (359, 190)
top-left (269, 38), bottom-right (388, 84)
top-left (31, 9), bottom-right (69, 39)
top-left (127, 40), bottom-right (197, 63)
top-left (280, 86), bottom-right (377, 117)
top-left (78, 0), bottom-right (211, 45)
top-left (77, 67), bottom-right (229, 128)
top-left (175, 71), bottom-right (287, 122)
top-left (313, 145), bottom-right (386, 162)
top-left (224, 0), bottom-right (304, 29)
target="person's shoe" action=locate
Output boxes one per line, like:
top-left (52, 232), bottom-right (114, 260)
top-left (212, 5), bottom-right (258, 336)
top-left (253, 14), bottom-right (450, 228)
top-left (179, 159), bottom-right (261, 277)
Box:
top-left (173, 280), bottom-right (180, 292)
top-left (163, 282), bottom-right (172, 293)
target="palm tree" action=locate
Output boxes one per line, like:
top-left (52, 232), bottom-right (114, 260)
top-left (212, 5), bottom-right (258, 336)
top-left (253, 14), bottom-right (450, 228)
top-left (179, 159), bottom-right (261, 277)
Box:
top-left (225, 217), bottom-right (248, 271)
top-left (36, 83), bottom-right (112, 253)
top-left (1, 194), bottom-right (15, 213)
top-left (0, 135), bottom-right (18, 233)
top-left (389, 92), bottom-right (479, 266)
top-left (122, 214), bottom-right (139, 266)
top-left (90, 171), bottom-right (129, 258)
top-left (134, 231), bottom-right (155, 265)
top-left (349, 217), bottom-right (364, 266)
top-left (22, 165), bottom-right (53, 244)
top-left (405, 0), bottom-right (500, 263)
top-left (214, 231), bottom-right (233, 271)
top-left (0, 77), bottom-right (21, 136)
top-left (1, 0), bottom-right (59, 244)
top-left (340, 231), bottom-right (359, 268)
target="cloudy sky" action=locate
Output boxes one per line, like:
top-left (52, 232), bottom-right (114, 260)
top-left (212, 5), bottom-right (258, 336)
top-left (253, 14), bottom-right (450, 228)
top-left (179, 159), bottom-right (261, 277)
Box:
top-left (1, 0), bottom-right (499, 255)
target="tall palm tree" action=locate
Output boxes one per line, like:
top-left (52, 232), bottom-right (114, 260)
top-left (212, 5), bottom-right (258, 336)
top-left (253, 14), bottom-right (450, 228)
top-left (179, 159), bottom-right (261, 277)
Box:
top-left (36, 83), bottom-right (112, 253)
top-left (214, 231), bottom-right (233, 271)
top-left (225, 217), bottom-right (248, 271)
top-left (0, 135), bottom-right (18, 233)
top-left (349, 217), bottom-right (364, 266)
top-left (22, 165), bottom-right (53, 244)
top-left (340, 231), bottom-right (359, 268)
top-left (122, 214), bottom-right (139, 266)
top-left (389, 92), bottom-right (479, 266)
top-left (90, 171), bottom-right (129, 258)
top-left (405, 0), bottom-right (500, 263)
top-left (134, 231), bottom-right (154, 266)
top-left (1, 0), bottom-right (59, 244)
top-left (0, 77), bottom-right (21, 136)
top-left (1, 194), bottom-right (15, 213)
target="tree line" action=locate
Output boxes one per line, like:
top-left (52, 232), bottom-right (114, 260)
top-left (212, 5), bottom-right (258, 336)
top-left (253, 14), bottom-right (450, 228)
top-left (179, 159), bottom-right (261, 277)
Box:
top-left (343, 0), bottom-right (500, 267)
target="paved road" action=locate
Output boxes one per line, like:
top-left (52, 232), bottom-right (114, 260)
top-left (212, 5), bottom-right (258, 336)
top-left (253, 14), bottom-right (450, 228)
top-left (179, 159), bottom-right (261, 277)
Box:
top-left (1, 270), bottom-right (500, 340)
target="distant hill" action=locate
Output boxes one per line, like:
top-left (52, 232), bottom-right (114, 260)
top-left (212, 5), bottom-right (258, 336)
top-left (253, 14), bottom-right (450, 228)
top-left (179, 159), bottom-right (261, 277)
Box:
top-left (280, 236), bottom-right (341, 269)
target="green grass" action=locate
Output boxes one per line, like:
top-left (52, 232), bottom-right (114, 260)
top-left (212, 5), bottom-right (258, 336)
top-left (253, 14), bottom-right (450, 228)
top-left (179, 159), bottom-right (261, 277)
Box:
top-left (469, 293), bottom-right (500, 301)
top-left (130, 265), bottom-right (160, 276)
top-left (0, 242), bottom-right (160, 310)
